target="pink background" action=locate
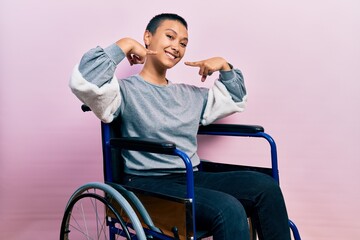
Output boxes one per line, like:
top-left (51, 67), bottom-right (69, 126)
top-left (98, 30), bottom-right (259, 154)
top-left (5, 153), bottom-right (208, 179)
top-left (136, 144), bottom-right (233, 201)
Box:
top-left (1, 0), bottom-right (359, 239)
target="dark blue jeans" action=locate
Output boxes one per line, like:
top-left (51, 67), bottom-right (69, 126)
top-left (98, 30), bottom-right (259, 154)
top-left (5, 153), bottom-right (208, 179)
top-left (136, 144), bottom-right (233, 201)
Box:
top-left (123, 171), bottom-right (291, 240)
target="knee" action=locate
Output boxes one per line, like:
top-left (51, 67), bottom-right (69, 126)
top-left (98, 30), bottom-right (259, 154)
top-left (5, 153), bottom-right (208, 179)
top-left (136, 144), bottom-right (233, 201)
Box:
top-left (212, 194), bottom-right (248, 228)
top-left (256, 173), bottom-right (285, 202)
top-left (209, 195), bottom-right (250, 238)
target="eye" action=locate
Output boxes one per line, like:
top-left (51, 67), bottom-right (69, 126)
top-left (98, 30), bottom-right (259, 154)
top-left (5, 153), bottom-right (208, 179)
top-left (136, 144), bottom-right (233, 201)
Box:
top-left (166, 34), bottom-right (174, 40)
top-left (180, 42), bottom-right (187, 48)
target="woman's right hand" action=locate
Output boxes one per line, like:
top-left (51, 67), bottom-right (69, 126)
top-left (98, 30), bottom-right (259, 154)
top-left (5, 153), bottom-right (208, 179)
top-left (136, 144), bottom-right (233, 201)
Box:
top-left (116, 38), bottom-right (157, 65)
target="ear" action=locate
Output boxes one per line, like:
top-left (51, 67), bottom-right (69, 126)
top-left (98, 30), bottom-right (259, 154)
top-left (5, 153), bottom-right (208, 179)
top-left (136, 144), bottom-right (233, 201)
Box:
top-left (144, 30), bottom-right (152, 48)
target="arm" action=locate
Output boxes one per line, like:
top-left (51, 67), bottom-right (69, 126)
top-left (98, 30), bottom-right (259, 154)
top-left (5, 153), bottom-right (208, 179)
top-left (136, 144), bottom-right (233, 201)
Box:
top-left (69, 38), bottom-right (156, 122)
top-left (185, 57), bottom-right (247, 125)
top-left (78, 44), bottom-right (125, 87)
top-left (201, 68), bottom-right (247, 125)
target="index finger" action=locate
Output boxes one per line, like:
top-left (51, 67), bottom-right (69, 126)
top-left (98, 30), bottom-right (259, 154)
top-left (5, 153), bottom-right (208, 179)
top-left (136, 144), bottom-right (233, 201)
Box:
top-left (184, 61), bottom-right (201, 67)
top-left (146, 50), bottom-right (157, 55)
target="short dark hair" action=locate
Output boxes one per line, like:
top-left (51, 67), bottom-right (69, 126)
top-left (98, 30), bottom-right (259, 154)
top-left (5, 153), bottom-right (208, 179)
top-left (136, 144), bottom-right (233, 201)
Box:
top-left (146, 13), bottom-right (188, 34)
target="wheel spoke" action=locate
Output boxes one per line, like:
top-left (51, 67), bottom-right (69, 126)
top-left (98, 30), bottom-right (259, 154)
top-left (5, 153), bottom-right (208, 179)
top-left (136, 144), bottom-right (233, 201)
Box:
top-left (60, 187), bottom-right (143, 240)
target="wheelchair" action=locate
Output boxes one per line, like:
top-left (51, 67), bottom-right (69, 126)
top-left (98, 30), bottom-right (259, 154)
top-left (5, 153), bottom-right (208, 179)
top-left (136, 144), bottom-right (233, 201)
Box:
top-left (60, 105), bottom-right (301, 240)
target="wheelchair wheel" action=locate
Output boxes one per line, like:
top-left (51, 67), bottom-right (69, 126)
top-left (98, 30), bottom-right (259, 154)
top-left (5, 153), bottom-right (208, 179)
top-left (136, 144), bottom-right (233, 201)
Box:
top-left (60, 182), bottom-right (147, 240)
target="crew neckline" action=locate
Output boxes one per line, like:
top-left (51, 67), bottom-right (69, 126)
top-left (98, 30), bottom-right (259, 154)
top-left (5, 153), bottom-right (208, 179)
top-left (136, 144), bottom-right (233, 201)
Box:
top-left (136, 74), bottom-right (172, 87)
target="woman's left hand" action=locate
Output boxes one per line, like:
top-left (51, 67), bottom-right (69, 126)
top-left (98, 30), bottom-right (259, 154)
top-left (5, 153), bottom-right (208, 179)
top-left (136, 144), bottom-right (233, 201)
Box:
top-left (185, 57), bottom-right (231, 82)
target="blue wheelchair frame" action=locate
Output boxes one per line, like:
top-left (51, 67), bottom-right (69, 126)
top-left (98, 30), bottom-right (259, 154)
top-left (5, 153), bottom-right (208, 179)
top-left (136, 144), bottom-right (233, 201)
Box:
top-left (101, 121), bottom-right (301, 240)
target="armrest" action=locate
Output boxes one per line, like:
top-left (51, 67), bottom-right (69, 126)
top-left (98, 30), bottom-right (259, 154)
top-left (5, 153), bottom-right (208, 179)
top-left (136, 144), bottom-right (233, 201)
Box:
top-left (198, 124), bottom-right (280, 183)
top-left (110, 137), bottom-right (176, 155)
top-left (109, 137), bottom-right (195, 198)
top-left (198, 124), bottom-right (264, 134)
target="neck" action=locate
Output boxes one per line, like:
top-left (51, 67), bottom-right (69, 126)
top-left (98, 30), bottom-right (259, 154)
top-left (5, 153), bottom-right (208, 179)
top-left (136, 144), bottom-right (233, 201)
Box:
top-left (139, 61), bottom-right (168, 85)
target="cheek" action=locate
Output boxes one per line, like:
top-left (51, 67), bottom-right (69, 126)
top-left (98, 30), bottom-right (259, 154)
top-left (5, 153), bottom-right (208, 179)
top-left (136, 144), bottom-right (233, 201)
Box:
top-left (180, 48), bottom-right (186, 58)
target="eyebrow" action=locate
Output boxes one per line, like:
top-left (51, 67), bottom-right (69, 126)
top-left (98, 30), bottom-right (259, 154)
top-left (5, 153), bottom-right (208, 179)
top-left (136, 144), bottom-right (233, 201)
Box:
top-left (165, 28), bottom-right (188, 41)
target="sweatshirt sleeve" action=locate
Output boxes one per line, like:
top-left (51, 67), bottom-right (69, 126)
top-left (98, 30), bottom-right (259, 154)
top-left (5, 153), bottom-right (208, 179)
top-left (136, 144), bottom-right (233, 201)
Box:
top-left (69, 44), bottom-right (125, 123)
top-left (201, 68), bottom-right (247, 125)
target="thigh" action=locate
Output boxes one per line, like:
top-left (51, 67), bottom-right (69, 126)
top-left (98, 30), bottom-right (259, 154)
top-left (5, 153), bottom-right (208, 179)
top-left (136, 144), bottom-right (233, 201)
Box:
top-left (193, 171), bottom-right (280, 212)
top-left (122, 173), bottom-right (188, 197)
top-left (123, 173), bottom-right (248, 219)
top-left (123, 171), bottom-right (278, 204)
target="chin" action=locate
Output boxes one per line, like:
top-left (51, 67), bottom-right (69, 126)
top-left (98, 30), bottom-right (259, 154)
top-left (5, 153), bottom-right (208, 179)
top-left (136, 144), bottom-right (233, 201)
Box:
top-left (170, 58), bottom-right (182, 67)
top-left (163, 61), bottom-right (179, 70)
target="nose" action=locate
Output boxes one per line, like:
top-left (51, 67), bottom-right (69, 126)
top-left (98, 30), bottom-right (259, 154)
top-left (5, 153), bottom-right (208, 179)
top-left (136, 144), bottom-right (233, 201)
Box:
top-left (171, 43), bottom-right (179, 53)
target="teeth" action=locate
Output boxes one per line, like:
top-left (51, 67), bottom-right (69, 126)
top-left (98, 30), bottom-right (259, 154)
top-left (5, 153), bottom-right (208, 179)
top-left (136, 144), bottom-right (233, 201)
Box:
top-left (166, 52), bottom-right (176, 59)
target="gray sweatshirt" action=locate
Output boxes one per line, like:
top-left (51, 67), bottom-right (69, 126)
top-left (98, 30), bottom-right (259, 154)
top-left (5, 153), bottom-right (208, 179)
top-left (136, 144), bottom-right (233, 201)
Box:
top-left (70, 43), bottom-right (247, 176)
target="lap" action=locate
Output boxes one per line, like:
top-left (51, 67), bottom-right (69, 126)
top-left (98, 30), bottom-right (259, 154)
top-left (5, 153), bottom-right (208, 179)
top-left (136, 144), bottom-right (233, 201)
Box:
top-left (123, 170), bottom-right (278, 212)
top-left (123, 172), bottom-right (250, 227)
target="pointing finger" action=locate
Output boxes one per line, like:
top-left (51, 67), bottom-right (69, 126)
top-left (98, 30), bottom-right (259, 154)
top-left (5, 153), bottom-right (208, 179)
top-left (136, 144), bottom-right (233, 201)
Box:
top-left (184, 61), bottom-right (201, 67)
top-left (146, 50), bottom-right (157, 55)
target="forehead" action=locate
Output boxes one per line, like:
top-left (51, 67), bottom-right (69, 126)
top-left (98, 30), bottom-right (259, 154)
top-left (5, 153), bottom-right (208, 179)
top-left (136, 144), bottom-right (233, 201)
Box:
top-left (156, 20), bottom-right (188, 38)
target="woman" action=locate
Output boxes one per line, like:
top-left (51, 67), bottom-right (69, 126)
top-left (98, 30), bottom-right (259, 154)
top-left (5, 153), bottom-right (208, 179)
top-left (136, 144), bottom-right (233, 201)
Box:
top-left (70, 13), bottom-right (291, 240)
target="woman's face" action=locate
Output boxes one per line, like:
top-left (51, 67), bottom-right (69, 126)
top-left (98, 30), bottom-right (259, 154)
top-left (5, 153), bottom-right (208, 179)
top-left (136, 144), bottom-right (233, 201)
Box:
top-left (144, 20), bottom-right (188, 69)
